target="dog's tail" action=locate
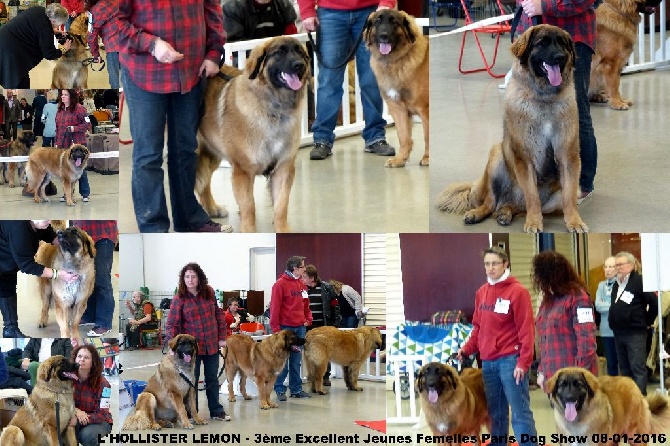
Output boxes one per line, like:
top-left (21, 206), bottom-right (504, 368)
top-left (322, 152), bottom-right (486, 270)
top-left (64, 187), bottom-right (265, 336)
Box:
top-left (648, 393), bottom-right (670, 433)
top-left (435, 182), bottom-right (477, 214)
top-left (0, 425), bottom-right (25, 445)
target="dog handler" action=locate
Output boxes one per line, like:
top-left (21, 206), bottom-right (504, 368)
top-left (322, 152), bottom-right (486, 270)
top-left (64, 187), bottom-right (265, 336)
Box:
top-left (0, 220), bottom-right (79, 337)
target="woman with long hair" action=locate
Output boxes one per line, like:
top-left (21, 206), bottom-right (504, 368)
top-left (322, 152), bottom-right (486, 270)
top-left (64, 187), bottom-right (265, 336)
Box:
top-left (55, 88), bottom-right (90, 202)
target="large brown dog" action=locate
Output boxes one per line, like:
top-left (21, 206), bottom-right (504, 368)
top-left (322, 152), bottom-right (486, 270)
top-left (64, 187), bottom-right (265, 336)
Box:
top-left (547, 367), bottom-right (670, 446)
top-left (26, 144), bottom-right (90, 206)
top-left (364, 9), bottom-right (429, 168)
top-left (436, 25), bottom-right (588, 233)
top-left (304, 326), bottom-right (382, 395)
top-left (123, 334), bottom-right (207, 430)
top-left (195, 36), bottom-right (310, 232)
top-left (416, 363), bottom-right (490, 443)
top-left (35, 226), bottom-right (96, 339)
top-left (52, 14), bottom-right (89, 89)
top-left (589, 0), bottom-right (662, 110)
top-left (0, 355), bottom-right (79, 446)
top-left (0, 131), bottom-right (37, 188)
top-left (224, 330), bottom-right (306, 409)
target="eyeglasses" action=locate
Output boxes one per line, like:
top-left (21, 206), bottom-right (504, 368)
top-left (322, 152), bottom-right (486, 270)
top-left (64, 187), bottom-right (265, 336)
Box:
top-left (615, 262), bottom-right (630, 267)
top-left (297, 265), bottom-right (306, 269)
top-left (484, 261), bottom-right (503, 267)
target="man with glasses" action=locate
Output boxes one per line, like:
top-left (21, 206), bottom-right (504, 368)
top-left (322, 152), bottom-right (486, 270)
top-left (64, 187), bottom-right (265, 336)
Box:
top-left (608, 251), bottom-right (657, 395)
top-left (271, 256), bottom-right (312, 400)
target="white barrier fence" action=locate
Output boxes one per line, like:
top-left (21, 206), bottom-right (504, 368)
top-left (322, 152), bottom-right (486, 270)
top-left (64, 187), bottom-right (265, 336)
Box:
top-left (0, 151), bottom-right (119, 163)
top-left (624, 0), bottom-right (669, 72)
top-left (387, 354), bottom-right (422, 425)
top-left (223, 33), bottom-right (392, 147)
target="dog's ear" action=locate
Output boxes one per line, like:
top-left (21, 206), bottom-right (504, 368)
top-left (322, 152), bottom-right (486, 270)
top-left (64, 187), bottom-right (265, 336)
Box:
top-left (168, 335), bottom-right (179, 352)
top-left (363, 12), bottom-right (376, 45)
top-left (80, 231), bottom-right (95, 258)
top-left (46, 360), bottom-right (58, 382)
top-left (415, 367), bottom-right (425, 393)
top-left (546, 369), bottom-right (559, 396)
top-left (562, 33), bottom-right (576, 71)
top-left (510, 25), bottom-right (536, 65)
top-left (580, 371), bottom-right (596, 398)
top-left (445, 366), bottom-right (458, 389)
top-left (248, 47), bottom-right (268, 80)
top-left (402, 16), bottom-right (417, 44)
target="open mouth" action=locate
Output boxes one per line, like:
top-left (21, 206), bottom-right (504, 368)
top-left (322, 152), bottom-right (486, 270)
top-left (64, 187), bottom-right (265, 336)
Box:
top-left (180, 353), bottom-right (192, 363)
top-left (379, 41), bottom-right (392, 55)
top-left (278, 72), bottom-right (303, 91)
top-left (74, 156), bottom-right (84, 167)
top-left (426, 386), bottom-right (439, 403)
top-left (563, 400), bottom-right (579, 422)
top-left (542, 62), bottom-right (562, 86)
top-left (62, 372), bottom-right (79, 381)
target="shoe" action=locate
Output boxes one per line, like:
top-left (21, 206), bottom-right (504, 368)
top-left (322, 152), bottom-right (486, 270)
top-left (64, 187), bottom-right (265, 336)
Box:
top-left (322, 378), bottom-right (331, 387)
top-left (59, 196), bottom-right (65, 202)
top-left (290, 390), bottom-right (311, 398)
top-left (210, 412), bottom-right (231, 421)
top-left (276, 392), bottom-right (287, 402)
top-left (126, 346), bottom-right (137, 351)
top-left (79, 320), bottom-right (94, 326)
top-left (364, 140), bottom-right (395, 156)
top-left (309, 143), bottom-right (332, 160)
top-left (193, 221), bottom-right (233, 233)
top-left (87, 327), bottom-right (110, 337)
top-left (577, 190), bottom-right (593, 205)
top-left (82, 196), bottom-right (89, 203)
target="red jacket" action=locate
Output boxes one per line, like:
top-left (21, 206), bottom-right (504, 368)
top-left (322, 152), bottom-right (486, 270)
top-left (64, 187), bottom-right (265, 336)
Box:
top-left (296, 0), bottom-right (396, 21)
top-left (61, 0), bottom-right (85, 15)
top-left (461, 275), bottom-right (535, 372)
top-left (270, 272), bottom-right (311, 333)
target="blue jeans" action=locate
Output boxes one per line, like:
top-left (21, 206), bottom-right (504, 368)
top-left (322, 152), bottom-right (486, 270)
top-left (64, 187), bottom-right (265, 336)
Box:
top-left (80, 238), bottom-right (114, 329)
top-left (614, 331), bottom-right (647, 395)
top-left (312, 6), bottom-right (387, 148)
top-left (195, 352), bottom-right (224, 416)
top-left (602, 336), bottom-right (619, 376)
top-left (42, 136), bottom-right (55, 147)
top-left (341, 315), bottom-right (358, 328)
top-left (121, 68), bottom-right (211, 232)
top-left (274, 325), bottom-right (306, 395)
top-left (106, 52), bottom-right (120, 89)
top-left (76, 421), bottom-right (112, 446)
top-left (482, 354), bottom-right (538, 446)
top-left (78, 170), bottom-right (90, 197)
top-left (574, 43), bottom-right (597, 193)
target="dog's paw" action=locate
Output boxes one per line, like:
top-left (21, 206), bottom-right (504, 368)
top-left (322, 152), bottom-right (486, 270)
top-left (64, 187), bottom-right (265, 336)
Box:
top-left (317, 390), bottom-right (327, 395)
top-left (228, 396), bottom-right (236, 402)
top-left (182, 422), bottom-right (194, 430)
top-left (150, 423), bottom-right (162, 430)
top-left (260, 404), bottom-right (271, 410)
top-left (209, 206), bottom-right (229, 219)
top-left (193, 418), bottom-right (208, 425)
top-left (385, 157), bottom-right (407, 168)
top-left (37, 322), bottom-right (46, 328)
top-left (463, 211), bottom-right (482, 225)
top-left (8, 183), bottom-right (15, 188)
top-left (493, 209), bottom-right (513, 226)
top-left (589, 93), bottom-right (608, 103)
top-left (567, 220), bottom-right (589, 233)
top-left (523, 222), bottom-right (543, 233)
top-left (419, 157), bottom-right (429, 167)
top-left (243, 395), bottom-right (253, 400)
top-left (609, 100), bottom-right (630, 111)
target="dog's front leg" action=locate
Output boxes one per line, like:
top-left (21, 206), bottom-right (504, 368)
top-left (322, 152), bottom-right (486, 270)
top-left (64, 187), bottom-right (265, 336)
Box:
top-left (167, 391), bottom-right (194, 429)
top-left (268, 160), bottom-right (295, 233)
top-left (558, 150), bottom-right (588, 233)
top-left (65, 425), bottom-right (78, 446)
top-left (186, 388), bottom-right (208, 425)
top-left (231, 164), bottom-right (257, 232)
top-left (512, 156), bottom-right (543, 233)
top-left (63, 179), bottom-right (76, 206)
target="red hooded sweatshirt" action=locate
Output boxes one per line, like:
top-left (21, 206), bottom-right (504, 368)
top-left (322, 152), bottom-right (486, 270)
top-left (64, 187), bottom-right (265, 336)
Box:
top-left (270, 272), bottom-right (312, 333)
top-left (461, 275), bottom-right (535, 372)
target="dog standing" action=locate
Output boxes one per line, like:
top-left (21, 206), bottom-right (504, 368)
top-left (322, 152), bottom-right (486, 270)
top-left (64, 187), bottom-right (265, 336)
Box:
top-left (0, 131), bottom-right (37, 188)
top-left (26, 144), bottom-right (90, 206)
top-left (52, 14), bottom-right (89, 89)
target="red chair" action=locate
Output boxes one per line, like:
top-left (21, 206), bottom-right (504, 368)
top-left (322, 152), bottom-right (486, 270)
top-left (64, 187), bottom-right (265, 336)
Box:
top-left (458, 0), bottom-right (512, 78)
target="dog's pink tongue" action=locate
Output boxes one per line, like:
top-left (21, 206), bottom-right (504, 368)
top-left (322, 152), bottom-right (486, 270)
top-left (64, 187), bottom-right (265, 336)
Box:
top-left (379, 43), bottom-right (392, 55)
top-left (75, 158), bottom-right (82, 167)
top-left (544, 62), bottom-right (562, 86)
top-left (428, 389), bottom-right (438, 404)
top-left (565, 402), bottom-right (578, 422)
top-left (281, 72), bottom-right (302, 91)
top-left (183, 354), bottom-right (192, 363)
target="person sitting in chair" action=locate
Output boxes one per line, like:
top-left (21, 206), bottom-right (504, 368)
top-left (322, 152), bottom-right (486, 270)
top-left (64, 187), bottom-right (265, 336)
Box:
top-left (124, 290), bottom-right (158, 350)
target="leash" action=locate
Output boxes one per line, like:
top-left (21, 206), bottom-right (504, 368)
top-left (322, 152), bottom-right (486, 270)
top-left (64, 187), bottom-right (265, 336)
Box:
top-left (307, 25), bottom-right (365, 70)
top-left (510, 9), bottom-right (542, 42)
top-left (44, 386), bottom-right (71, 446)
top-left (82, 57), bottom-right (106, 71)
top-left (178, 349), bottom-right (227, 392)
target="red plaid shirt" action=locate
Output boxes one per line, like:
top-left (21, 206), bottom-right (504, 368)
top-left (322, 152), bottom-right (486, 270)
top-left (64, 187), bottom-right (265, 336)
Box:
top-left (55, 104), bottom-right (89, 148)
top-left (88, 0), bottom-right (121, 58)
top-left (536, 290), bottom-right (598, 381)
top-left (515, 0), bottom-right (596, 51)
top-left (118, 0), bottom-right (226, 94)
top-left (73, 375), bottom-right (113, 425)
top-left (69, 220), bottom-right (118, 244)
top-left (165, 285), bottom-right (226, 355)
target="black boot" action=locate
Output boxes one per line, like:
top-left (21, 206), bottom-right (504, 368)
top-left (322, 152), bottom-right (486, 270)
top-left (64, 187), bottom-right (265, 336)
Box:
top-left (0, 296), bottom-right (27, 338)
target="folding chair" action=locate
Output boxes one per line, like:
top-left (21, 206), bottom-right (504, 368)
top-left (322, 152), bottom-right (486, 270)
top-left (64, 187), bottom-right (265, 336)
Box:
top-left (458, 0), bottom-right (513, 78)
top-left (139, 309), bottom-right (163, 349)
top-left (428, 0), bottom-right (461, 31)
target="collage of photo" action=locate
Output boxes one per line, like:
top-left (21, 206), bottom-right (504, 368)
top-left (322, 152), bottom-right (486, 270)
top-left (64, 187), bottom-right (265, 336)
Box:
top-left (1, 0), bottom-right (669, 445)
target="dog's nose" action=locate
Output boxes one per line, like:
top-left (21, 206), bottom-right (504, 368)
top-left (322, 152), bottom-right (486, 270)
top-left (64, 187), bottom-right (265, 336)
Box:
top-left (292, 60), bottom-right (305, 71)
top-left (379, 32), bottom-right (389, 41)
top-left (551, 52), bottom-right (566, 65)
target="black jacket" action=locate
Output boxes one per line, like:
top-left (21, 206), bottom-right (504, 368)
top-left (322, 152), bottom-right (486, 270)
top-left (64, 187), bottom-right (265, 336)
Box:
top-left (307, 280), bottom-right (342, 328)
top-left (22, 338), bottom-right (74, 362)
top-left (223, 0), bottom-right (297, 42)
top-left (609, 271), bottom-right (658, 333)
top-left (0, 221), bottom-right (56, 276)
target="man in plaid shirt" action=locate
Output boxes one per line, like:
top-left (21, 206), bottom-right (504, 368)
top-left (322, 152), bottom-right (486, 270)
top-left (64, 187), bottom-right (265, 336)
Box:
top-left (517, 0), bottom-right (598, 205)
top-left (117, 0), bottom-right (232, 233)
top-left (70, 220), bottom-right (118, 336)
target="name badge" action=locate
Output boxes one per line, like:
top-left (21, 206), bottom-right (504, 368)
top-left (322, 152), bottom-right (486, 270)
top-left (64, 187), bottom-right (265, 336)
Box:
top-left (576, 307), bottom-right (594, 323)
top-left (620, 291), bottom-right (634, 304)
top-left (302, 290), bottom-right (308, 299)
top-left (494, 298), bottom-right (510, 314)
top-left (100, 387), bottom-right (111, 409)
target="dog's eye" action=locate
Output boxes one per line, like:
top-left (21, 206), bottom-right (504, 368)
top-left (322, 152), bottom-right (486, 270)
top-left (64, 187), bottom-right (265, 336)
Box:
top-left (375, 16), bottom-right (382, 24)
top-left (275, 46), bottom-right (286, 56)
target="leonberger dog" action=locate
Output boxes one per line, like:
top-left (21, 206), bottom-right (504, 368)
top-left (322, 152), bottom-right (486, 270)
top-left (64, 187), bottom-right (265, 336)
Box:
top-left (34, 226), bottom-right (96, 339)
top-left (26, 144), bottom-right (90, 206)
top-left (224, 330), bottom-right (306, 409)
top-left (0, 131), bottom-right (37, 188)
top-left (436, 25), bottom-right (588, 233)
top-left (416, 363), bottom-right (490, 443)
top-left (52, 14), bottom-right (89, 89)
top-left (195, 36), bottom-right (310, 232)
top-left (304, 326), bottom-right (382, 395)
top-left (0, 355), bottom-right (79, 446)
top-left (547, 367), bottom-right (670, 445)
top-left (364, 9), bottom-right (429, 168)
top-left (123, 334), bottom-right (208, 430)
top-left (589, 0), bottom-right (663, 110)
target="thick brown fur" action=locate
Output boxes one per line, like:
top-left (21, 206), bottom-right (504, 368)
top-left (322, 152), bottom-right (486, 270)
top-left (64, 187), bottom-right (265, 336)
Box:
top-left (195, 36), bottom-right (310, 232)
top-left (304, 326), bottom-right (382, 395)
top-left (589, 0), bottom-right (661, 110)
top-left (122, 334), bottom-right (207, 431)
top-left (51, 14), bottom-right (88, 89)
top-left (34, 226), bottom-right (95, 339)
top-left (26, 144), bottom-right (89, 206)
top-left (547, 367), bottom-right (670, 445)
top-left (224, 330), bottom-right (306, 409)
top-left (0, 355), bottom-right (79, 446)
top-left (364, 9), bottom-right (429, 168)
top-left (416, 363), bottom-right (490, 443)
top-left (0, 131), bottom-right (36, 187)
top-left (436, 25), bottom-right (587, 233)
